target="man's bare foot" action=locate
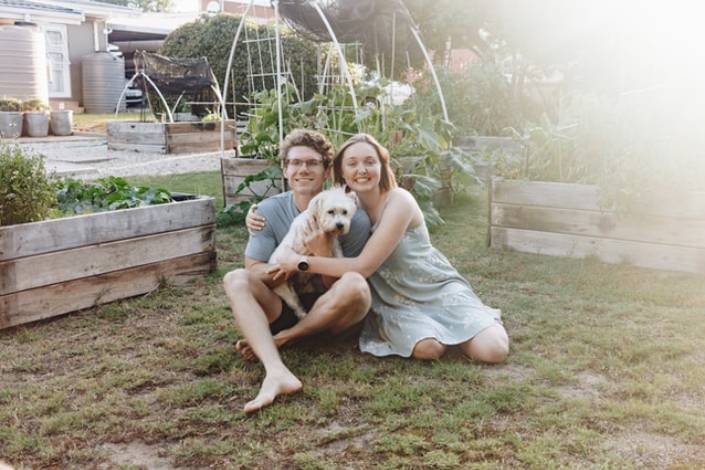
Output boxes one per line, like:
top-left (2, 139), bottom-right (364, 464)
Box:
top-left (236, 330), bottom-right (295, 361)
top-left (244, 368), bottom-right (302, 413)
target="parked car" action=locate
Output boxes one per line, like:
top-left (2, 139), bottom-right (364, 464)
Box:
top-left (125, 82), bottom-right (144, 107)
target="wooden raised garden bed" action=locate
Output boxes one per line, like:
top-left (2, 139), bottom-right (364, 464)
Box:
top-left (0, 195), bottom-right (216, 329)
top-left (490, 179), bottom-right (705, 274)
top-left (107, 120), bottom-right (237, 154)
top-left (221, 157), bottom-right (283, 207)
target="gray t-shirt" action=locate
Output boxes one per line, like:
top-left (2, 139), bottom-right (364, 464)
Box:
top-left (245, 191), bottom-right (371, 262)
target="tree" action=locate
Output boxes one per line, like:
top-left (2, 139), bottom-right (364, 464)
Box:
top-left (403, 0), bottom-right (491, 60)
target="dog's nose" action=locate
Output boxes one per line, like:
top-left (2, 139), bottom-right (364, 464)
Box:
top-left (336, 222), bottom-right (344, 230)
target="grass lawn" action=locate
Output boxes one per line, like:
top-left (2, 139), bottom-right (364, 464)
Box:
top-left (2, 172), bottom-right (705, 468)
top-left (73, 111), bottom-right (155, 134)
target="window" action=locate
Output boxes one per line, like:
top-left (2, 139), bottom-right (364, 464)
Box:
top-left (43, 24), bottom-right (71, 98)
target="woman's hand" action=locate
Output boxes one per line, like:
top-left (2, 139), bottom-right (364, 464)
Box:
top-left (267, 250), bottom-right (300, 281)
top-left (304, 217), bottom-right (333, 257)
top-left (246, 204), bottom-right (266, 233)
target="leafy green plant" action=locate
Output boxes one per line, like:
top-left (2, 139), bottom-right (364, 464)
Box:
top-left (0, 145), bottom-right (56, 226)
top-left (54, 176), bottom-right (172, 215)
top-left (201, 112), bottom-right (220, 123)
top-left (21, 99), bottom-right (50, 112)
top-left (0, 96), bottom-right (21, 112)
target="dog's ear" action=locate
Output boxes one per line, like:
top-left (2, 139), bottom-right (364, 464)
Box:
top-left (347, 191), bottom-right (359, 207)
top-left (308, 193), bottom-right (324, 219)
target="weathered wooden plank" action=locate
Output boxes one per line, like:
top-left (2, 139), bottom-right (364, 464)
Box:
top-left (167, 132), bottom-right (235, 146)
top-left (492, 203), bottom-right (705, 249)
top-left (492, 179), bottom-right (705, 219)
top-left (459, 136), bottom-right (524, 154)
top-left (107, 142), bottom-right (167, 153)
top-left (0, 251), bottom-right (216, 330)
top-left (107, 131), bottom-right (166, 145)
top-left (221, 157), bottom-right (279, 175)
top-left (0, 198), bottom-right (215, 261)
top-left (491, 227), bottom-right (705, 274)
top-left (168, 142), bottom-right (234, 154)
top-left (166, 120), bottom-right (236, 134)
top-left (492, 179), bottom-right (602, 211)
top-left (223, 175), bottom-right (282, 204)
top-left (107, 121), bottom-right (166, 133)
top-left (0, 225), bottom-right (215, 295)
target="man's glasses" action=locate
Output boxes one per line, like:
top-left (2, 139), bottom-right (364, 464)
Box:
top-left (285, 159), bottom-right (325, 169)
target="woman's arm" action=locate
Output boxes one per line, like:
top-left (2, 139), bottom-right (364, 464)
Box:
top-left (270, 189), bottom-right (420, 279)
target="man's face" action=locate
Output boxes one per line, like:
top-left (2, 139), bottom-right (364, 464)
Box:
top-left (283, 145), bottom-right (329, 197)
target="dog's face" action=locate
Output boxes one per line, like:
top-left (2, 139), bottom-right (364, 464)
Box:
top-left (308, 186), bottom-right (358, 235)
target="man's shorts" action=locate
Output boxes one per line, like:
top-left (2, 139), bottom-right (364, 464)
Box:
top-left (269, 292), bottom-right (323, 334)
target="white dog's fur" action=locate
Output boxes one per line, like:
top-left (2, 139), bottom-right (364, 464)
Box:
top-left (269, 186), bottom-right (358, 319)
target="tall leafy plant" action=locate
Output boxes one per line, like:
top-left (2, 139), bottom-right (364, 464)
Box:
top-left (0, 145), bottom-right (56, 226)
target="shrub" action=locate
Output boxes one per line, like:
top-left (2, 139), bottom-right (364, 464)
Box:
top-left (160, 14), bottom-right (319, 112)
top-left (21, 99), bottom-right (50, 112)
top-left (0, 145), bottom-right (56, 226)
top-left (0, 97), bottom-right (21, 112)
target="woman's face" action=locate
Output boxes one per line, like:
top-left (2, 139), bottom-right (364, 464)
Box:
top-left (341, 142), bottom-right (382, 193)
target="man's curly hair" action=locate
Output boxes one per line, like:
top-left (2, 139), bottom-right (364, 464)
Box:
top-left (280, 129), bottom-right (334, 168)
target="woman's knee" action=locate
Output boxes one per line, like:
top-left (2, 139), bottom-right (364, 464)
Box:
top-left (464, 326), bottom-right (509, 364)
top-left (412, 338), bottom-right (446, 360)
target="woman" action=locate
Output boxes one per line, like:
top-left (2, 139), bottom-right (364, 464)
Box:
top-left (253, 134), bottom-right (509, 362)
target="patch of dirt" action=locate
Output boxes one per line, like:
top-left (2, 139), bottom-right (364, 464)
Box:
top-left (101, 441), bottom-right (181, 470)
top-left (313, 420), bottom-right (377, 455)
top-left (606, 431), bottom-right (705, 468)
top-left (483, 364), bottom-right (535, 382)
top-left (556, 371), bottom-right (608, 400)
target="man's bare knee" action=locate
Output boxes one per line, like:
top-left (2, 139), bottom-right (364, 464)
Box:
top-left (224, 268), bottom-right (282, 323)
top-left (412, 338), bottom-right (446, 360)
top-left (223, 268), bottom-right (250, 296)
top-left (338, 272), bottom-right (371, 309)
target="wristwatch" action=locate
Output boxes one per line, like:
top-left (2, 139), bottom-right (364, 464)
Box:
top-left (297, 256), bottom-right (310, 272)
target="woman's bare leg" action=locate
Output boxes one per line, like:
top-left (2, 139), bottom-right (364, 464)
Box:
top-left (412, 338), bottom-right (447, 360)
top-left (460, 325), bottom-right (509, 364)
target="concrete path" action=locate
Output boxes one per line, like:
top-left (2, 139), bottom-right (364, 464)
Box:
top-left (11, 133), bottom-right (236, 180)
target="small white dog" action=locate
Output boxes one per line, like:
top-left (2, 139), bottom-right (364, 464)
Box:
top-left (269, 186), bottom-right (358, 319)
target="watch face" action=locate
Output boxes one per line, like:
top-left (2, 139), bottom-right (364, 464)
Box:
top-left (298, 260), bottom-right (309, 272)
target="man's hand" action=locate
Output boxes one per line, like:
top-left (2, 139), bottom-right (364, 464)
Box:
top-left (246, 204), bottom-right (266, 233)
top-left (304, 217), bottom-right (333, 257)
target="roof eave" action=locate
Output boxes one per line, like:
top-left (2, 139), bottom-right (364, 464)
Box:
top-left (0, 5), bottom-right (84, 24)
top-left (43, 1), bottom-right (139, 19)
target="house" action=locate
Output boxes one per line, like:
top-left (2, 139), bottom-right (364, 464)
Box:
top-left (107, 11), bottom-right (199, 77)
top-left (199, 0), bottom-right (273, 22)
top-left (0, 0), bottom-right (139, 111)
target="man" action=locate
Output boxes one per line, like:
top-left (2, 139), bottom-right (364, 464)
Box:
top-left (223, 129), bottom-right (371, 413)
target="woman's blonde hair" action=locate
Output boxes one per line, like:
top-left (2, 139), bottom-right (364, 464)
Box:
top-left (333, 133), bottom-right (397, 192)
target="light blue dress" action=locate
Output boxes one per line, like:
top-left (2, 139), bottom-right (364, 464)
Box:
top-left (359, 222), bottom-right (502, 358)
